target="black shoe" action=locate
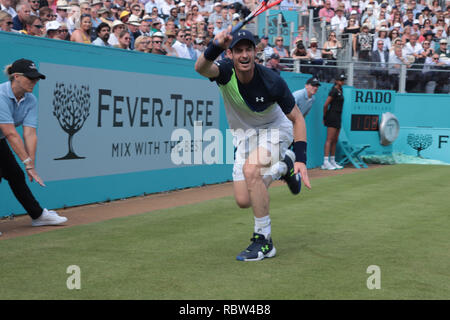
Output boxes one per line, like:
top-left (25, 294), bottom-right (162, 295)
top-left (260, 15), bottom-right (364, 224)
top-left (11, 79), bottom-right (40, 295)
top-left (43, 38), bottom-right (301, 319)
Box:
top-left (236, 233), bottom-right (276, 261)
top-left (282, 149), bottom-right (302, 195)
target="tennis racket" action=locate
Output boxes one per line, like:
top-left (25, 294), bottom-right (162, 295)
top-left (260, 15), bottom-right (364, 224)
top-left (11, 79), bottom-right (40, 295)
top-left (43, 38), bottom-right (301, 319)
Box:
top-left (231, 0), bottom-right (283, 34)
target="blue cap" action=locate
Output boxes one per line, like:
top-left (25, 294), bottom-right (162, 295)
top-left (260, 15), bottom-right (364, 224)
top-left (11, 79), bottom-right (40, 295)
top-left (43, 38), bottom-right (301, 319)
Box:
top-left (229, 30), bottom-right (256, 49)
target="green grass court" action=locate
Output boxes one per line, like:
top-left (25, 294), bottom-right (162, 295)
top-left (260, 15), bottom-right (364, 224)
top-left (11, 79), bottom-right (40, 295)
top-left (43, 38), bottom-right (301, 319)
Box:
top-left (1, 164), bottom-right (449, 300)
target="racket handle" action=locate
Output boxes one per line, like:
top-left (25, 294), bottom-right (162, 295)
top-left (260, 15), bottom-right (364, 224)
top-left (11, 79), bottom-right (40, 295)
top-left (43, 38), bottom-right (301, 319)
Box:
top-left (231, 21), bottom-right (245, 34)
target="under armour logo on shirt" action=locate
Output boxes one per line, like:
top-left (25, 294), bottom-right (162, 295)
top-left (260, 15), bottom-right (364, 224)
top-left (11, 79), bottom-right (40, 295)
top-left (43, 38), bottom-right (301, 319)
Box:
top-left (256, 97), bottom-right (264, 102)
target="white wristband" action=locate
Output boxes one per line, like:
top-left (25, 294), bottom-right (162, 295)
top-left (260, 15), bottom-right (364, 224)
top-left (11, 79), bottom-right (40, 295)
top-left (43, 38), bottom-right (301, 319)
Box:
top-left (23, 157), bottom-right (32, 165)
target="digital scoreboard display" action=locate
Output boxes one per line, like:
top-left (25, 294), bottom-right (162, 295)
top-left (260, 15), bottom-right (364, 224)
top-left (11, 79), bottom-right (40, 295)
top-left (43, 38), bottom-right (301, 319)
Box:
top-left (351, 114), bottom-right (379, 131)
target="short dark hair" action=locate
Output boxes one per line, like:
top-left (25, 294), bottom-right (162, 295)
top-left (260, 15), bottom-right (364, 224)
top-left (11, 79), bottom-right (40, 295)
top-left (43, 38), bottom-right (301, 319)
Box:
top-left (96, 22), bottom-right (110, 34)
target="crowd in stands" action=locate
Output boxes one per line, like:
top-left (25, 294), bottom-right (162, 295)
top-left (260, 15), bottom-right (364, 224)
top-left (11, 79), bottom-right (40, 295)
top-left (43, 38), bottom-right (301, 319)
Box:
top-left (0, 0), bottom-right (261, 57)
top-left (0, 0), bottom-right (449, 92)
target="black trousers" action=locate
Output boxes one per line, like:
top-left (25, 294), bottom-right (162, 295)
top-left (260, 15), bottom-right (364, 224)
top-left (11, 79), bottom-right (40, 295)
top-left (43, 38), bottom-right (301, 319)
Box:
top-left (0, 138), bottom-right (43, 219)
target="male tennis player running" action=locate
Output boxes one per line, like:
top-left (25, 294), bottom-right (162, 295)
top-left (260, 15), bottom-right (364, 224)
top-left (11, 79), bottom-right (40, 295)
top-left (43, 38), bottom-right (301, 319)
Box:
top-left (195, 28), bottom-right (311, 261)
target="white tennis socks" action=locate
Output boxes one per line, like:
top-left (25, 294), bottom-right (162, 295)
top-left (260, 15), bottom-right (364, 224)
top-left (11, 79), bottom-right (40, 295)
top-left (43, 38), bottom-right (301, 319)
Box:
top-left (254, 215), bottom-right (271, 239)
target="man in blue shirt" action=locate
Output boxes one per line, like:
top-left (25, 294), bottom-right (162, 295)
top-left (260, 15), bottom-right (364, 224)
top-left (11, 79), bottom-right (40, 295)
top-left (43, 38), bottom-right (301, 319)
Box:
top-left (292, 76), bottom-right (321, 117)
top-left (0, 58), bottom-right (68, 228)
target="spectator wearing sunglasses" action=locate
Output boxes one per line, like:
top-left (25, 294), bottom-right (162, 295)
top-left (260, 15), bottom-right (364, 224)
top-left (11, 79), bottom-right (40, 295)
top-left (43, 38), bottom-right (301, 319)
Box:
top-left (163, 30), bottom-right (178, 57)
top-left (21, 15), bottom-right (44, 36)
top-left (39, 6), bottom-right (55, 25)
top-left (57, 22), bottom-right (69, 40)
top-left (55, 0), bottom-right (70, 24)
top-left (108, 20), bottom-right (125, 46)
top-left (134, 35), bottom-right (152, 52)
top-left (28, 0), bottom-right (40, 16)
top-left (150, 31), bottom-right (167, 55)
top-left (45, 20), bottom-right (62, 39)
top-left (0, 10), bottom-right (14, 32)
top-left (173, 29), bottom-right (190, 59)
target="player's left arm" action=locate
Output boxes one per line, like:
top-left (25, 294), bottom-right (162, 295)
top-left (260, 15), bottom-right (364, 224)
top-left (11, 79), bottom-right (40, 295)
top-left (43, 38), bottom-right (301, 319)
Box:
top-left (286, 106), bottom-right (311, 189)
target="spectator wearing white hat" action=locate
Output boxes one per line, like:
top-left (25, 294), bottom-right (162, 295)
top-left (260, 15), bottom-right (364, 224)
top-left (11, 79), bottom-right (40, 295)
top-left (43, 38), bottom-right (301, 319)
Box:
top-left (150, 31), bottom-right (167, 55)
top-left (91, 0), bottom-right (103, 11)
top-left (108, 19), bottom-right (125, 46)
top-left (231, 12), bottom-right (240, 28)
top-left (136, 15), bottom-right (152, 37)
top-left (55, 0), bottom-right (70, 24)
top-left (45, 20), bottom-right (61, 39)
top-left (372, 26), bottom-right (390, 51)
top-left (127, 14), bottom-right (141, 49)
top-left (436, 39), bottom-right (450, 58)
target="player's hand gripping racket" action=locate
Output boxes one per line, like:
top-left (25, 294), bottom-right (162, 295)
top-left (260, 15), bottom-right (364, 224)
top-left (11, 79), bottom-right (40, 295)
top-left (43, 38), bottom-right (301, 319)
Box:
top-left (231, 0), bottom-right (282, 34)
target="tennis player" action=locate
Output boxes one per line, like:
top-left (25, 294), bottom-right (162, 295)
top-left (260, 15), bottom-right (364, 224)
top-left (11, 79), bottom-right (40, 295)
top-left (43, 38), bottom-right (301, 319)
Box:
top-left (195, 28), bottom-right (311, 261)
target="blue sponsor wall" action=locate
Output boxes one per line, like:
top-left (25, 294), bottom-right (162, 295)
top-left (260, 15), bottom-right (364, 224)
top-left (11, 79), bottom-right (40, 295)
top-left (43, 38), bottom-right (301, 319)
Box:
top-left (1, 32), bottom-right (449, 217)
top-left (0, 32), bottom-right (235, 217)
top-left (393, 94), bottom-right (450, 162)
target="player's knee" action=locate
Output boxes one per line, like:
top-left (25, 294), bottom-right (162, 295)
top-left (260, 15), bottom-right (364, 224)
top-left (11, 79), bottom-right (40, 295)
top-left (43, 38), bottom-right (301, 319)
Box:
top-left (235, 196), bottom-right (251, 209)
top-left (243, 163), bottom-right (260, 183)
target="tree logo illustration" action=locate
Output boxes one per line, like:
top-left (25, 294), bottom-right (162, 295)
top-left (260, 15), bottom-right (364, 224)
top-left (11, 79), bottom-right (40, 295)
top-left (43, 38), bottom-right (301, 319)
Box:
top-left (407, 134), bottom-right (432, 158)
top-left (53, 83), bottom-right (91, 160)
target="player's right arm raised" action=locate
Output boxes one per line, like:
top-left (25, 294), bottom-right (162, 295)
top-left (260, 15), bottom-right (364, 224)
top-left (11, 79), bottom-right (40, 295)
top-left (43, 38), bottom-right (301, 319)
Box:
top-left (195, 26), bottom-right (233, 78)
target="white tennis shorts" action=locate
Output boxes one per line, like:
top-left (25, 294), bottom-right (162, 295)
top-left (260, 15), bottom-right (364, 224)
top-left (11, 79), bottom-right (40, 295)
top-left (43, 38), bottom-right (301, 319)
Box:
top-left (232, 126), bottom-right (293, 181)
